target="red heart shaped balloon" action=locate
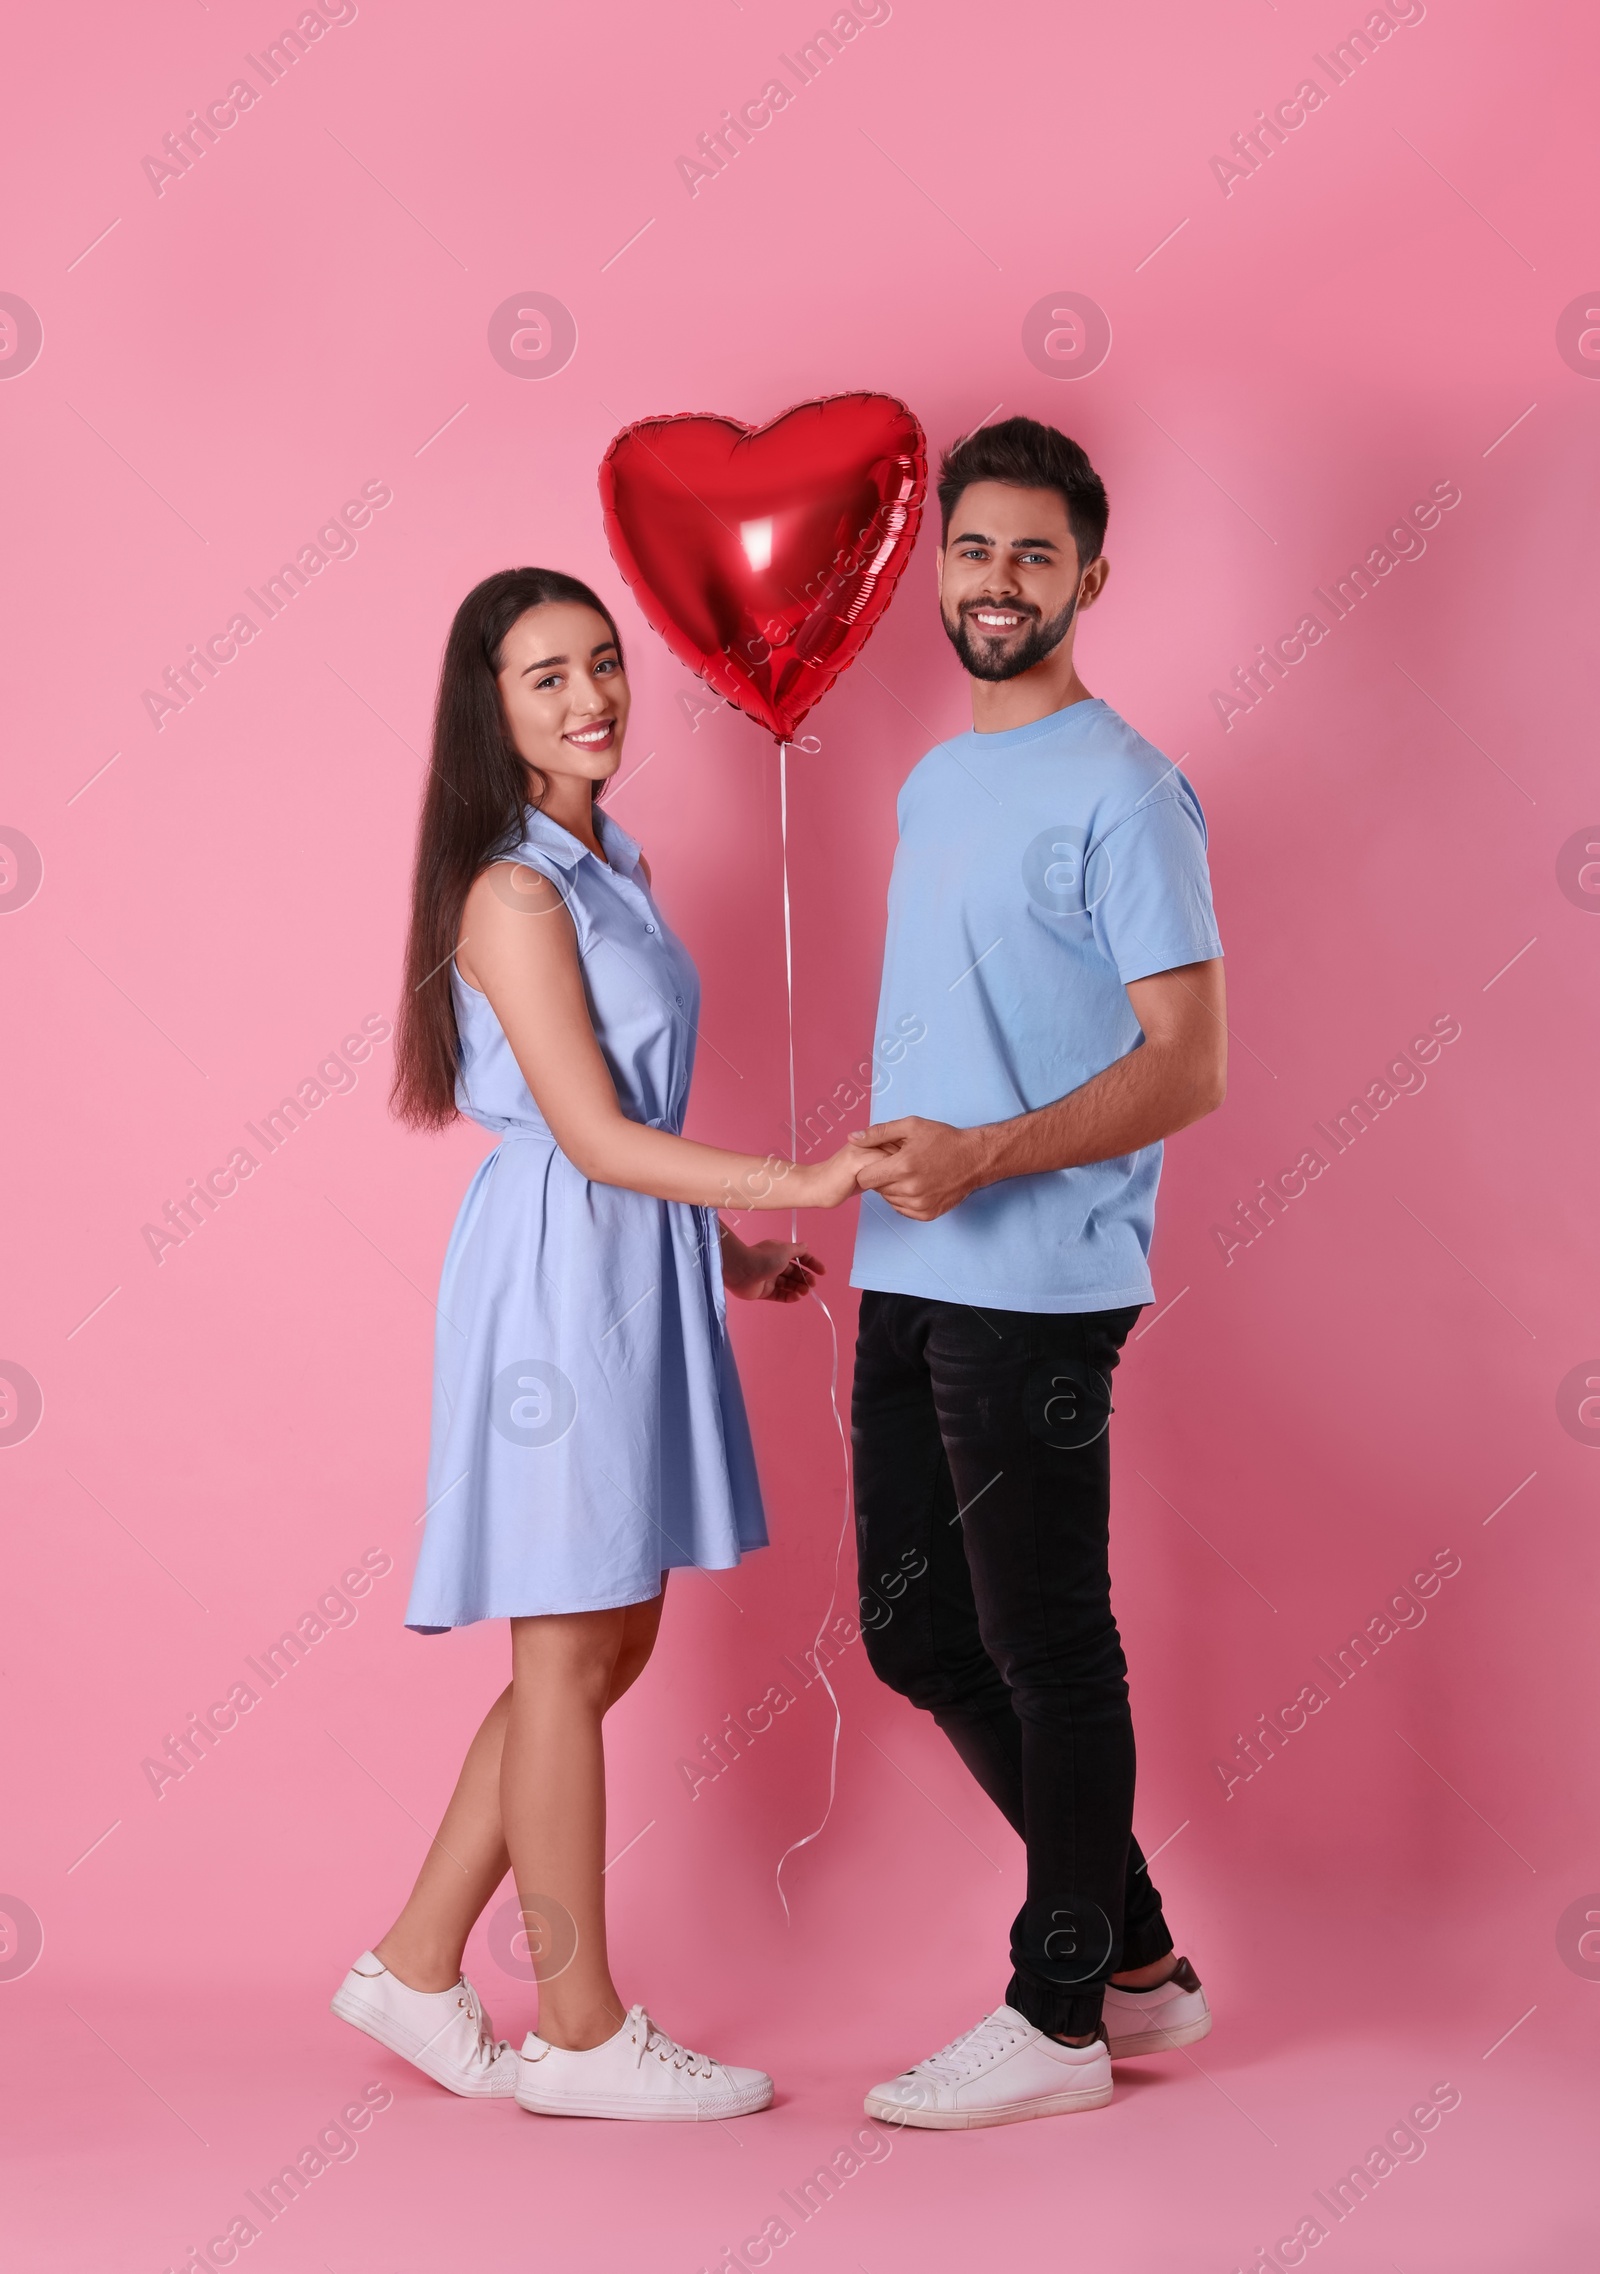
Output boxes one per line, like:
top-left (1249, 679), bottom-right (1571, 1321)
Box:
top-left (599, 393), bottom-right (927, 743)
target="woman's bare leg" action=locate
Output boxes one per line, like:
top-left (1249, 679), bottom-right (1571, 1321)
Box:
top-left (605, 1583), bottom-right (668, 1709)
top-left (372, 1686), bottom-right (514, 1993)
top-left (372, 1582), bottom-right (666, 2002)
top-left (501, 1605), bottom-right (630, 2049)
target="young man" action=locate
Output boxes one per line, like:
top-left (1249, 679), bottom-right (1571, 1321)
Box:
top-left (850, 416), bottom-right (1225, 2128)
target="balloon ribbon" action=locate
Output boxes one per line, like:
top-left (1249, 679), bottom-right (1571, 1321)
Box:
top-left (773, 741), bottom-right (855, 1923)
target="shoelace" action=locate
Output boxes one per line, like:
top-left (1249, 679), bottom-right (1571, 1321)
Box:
top-left (629, 2008), bottom-right (715, 2079)
top-left (454, 1980), bottom-right (509, 2066)
top-left (912, 2010), bottom-right (1030, 2085)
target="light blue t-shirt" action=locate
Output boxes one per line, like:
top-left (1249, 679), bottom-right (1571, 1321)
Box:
top-left (850, 698), bottom-right (1223, 1315)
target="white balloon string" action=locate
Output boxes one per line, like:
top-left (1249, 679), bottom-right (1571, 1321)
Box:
top-left (778, 739), bottom-right (798, 1242)
top-left (772, 736), bottom-right (856, 1922)
top-left (775, 1287), bottom-right (854, 1923)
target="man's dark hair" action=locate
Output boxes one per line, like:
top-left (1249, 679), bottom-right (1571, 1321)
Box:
top-left (936, 416), bottom-right (1109, 571)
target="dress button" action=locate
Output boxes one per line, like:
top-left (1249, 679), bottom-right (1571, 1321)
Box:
top-left (646, 922), bottom-right (657, 934)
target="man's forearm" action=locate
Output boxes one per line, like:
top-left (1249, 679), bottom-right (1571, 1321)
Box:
top-left (973, 1038), bottom-right (1224, 1189)
top-left (854, 960), bottom-right (1227, 1221)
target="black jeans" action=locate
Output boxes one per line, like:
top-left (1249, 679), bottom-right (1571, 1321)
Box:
top-left (852, 1290), bottom-right (1172, 2037)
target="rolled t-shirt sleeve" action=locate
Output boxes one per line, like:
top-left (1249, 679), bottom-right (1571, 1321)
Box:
top-left (1089, 786), bottom-right (1223, 986)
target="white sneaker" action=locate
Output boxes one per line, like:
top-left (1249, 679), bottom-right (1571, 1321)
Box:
top-left (330, 1951), bottom-right (518, 2097)
top-left (515, 2004), bottom-right (773, 2121)
top-left (863, 2004), bottom-right (1112, 2130)
top-left (1102, 1955), bottom-right (1212, 2058)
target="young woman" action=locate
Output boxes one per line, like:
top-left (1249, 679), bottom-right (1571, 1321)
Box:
top-left (332, 567), bottom-right (865, 2121)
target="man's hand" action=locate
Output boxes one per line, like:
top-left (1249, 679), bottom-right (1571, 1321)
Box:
top-left (849, 1118), bottom-right (989, 1222)
top-left (850, 962), bottom-right (1227, 1224)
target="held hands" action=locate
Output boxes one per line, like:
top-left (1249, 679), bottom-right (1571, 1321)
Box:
top-left (723, 1140), bottom-right (875, 1214)
top-left (717, 1137), bottom-right (877, 1302)
top-left (801, 1137), bottom-right (878, 1209)
top-left (718, 1127), bottom-right (984, 1226)
top-left (718, 1120), bottom-right (986, 1305)
top-left (849, 1117), bottom-right (988, 1222)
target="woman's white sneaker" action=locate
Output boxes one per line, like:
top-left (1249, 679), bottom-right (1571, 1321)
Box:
top-left (1102, 1955), bottom-right (1212, 2058)
top-left (515, 2005), bottom-right (773, 2121)
top-left (330, 1951), bottom-right (518, 2096)
top-left (863, 2005), bottom-right (1112, 2129)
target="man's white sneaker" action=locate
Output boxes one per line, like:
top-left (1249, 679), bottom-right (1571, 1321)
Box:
top-left (863, 2004), bottom-right (1112, 2130)
top-left (330, 1951), bottom-right (518, 2097)
top-left (515, 2004), bottom-right (773, 2121)
top-left (1102, 1955), bottom-right (1212, 2058)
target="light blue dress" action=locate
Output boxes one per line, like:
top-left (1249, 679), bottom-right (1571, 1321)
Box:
top-left (405, 804), bottom-right (768, 1630)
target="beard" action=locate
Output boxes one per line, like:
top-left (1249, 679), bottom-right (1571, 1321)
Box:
top-left (941, 595), bottom-right (1077, 682)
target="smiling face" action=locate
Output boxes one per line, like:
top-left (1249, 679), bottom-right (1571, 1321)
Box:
top-left (495, 601), bottom-right (630, 792)
top-left (937, 480), bottom-right (1105, 683)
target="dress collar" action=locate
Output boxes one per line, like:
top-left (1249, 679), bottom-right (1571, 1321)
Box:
top-left (516, 802), bottom-right (643, 879)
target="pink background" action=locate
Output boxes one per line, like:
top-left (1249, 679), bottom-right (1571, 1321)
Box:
top-left (3, 0), bottom-right (1597, 2266)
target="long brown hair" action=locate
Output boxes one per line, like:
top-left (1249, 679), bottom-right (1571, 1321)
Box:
top-left (390, 567), bottom-right (623, 1129)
